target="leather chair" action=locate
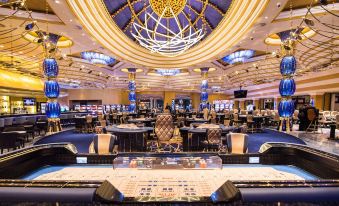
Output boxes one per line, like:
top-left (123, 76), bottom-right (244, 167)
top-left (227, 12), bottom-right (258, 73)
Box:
top-left (226, 133), bottom-right (248, 154)
top-left (306, 108), bottom-right (319, 133)
top-left (155, 114), bottom-right (174, 144)
top-left (232, 113), bottom-right (242, 127)
top-left (246, 115), bottom-right (255, 133)
top-left (88, 134), bottom-right (117, 154)
top-left (202, 128), bottom-right (222, 151)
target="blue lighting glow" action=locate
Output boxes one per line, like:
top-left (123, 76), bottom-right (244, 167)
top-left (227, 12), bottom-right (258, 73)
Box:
top-left (222, 50), bottom-right (255, 64)
top-left (280, 56), bottom-right (296, 75)
top-left (46, 101), bottom-right (61, 118)
top-left (156, 69), bottom-right (180, 76)
top-left (43, 58), bottom-right (59, 77)
top-left (80, 52), bottom-right (115, 66)
top-left (44, 80), bottom-right (60, 98)
top-left (279, 79), bottom-right (296, 97)
top-left (278, 100), bottom-right (295, 118)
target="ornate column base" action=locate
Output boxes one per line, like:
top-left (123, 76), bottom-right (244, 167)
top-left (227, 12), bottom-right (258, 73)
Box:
top-left (47, 118), bottom-right (62, 134)
top-left (279, 117), bottom-right (292, 132)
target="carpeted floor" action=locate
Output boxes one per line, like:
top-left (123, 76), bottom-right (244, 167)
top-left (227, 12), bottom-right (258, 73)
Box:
top-left (34, 129), bottom-right (306, 153)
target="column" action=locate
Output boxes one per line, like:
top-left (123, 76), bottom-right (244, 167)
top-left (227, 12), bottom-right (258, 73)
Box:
top-left (200, 68), bottom-right (209, 110)
top-left (127, 68), bottom-right (136, 112)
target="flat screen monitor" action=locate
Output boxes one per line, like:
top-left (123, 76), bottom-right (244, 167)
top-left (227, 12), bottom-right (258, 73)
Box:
top-left (23, 98), bottom-right (36, 106)
top-left (234, 90), bottom-right (247, 98)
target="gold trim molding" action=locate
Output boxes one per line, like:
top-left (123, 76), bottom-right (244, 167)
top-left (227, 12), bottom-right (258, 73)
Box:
top-left (66, 0), bottom-right (269, 68)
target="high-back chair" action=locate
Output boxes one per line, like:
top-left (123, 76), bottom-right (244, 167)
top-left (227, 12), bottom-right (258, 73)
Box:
top-left (253, 110), bottom-right (259, 116)
top-left (240, 110), bottom-right (247, 115)
top-left (210, 111), bottom-right (217, 124)
top-left (246, 115), bottom-right (255, 133)
top-left (89, 134), bottom-right (116, 154)
top-left (306, 108), bottom-right (318, 133)
top-left (226, 133), bottom-right (248, 154)
top-left (331, 111), bottom-right (338, 120)
top-left (202, 128), bottom-right (222, 151)
top-left (336, 114), bottom-right (339, 129)
top-left (155, 114), bottom-right (174, 144)
top-left (224, 119), bottom-right (231, 127)
top-left (232, 113), bottom-right (241, 127)
top-left (86, 115), bottom-right (93, 133)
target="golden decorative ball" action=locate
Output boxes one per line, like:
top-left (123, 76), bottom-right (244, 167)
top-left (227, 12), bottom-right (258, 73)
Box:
top-left (149, 0), bottom-right (187, 18)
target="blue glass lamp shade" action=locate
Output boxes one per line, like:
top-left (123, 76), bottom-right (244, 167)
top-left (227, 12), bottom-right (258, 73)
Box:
top-left (279, 79), bottom-right (296, 97)
top-left (43, 58), bottom-right (59, 77)
top-left (201, 80), bottom-right (208, 90)
top-left (201, 92), bottom-right (208, 102)
top-left (44, 81), bottom-right (60, 98)
top-left (278, 100), bottom-right (295, 118)
top-left (128, 81), bottom-right (136, 91)
top-left (129, 103), bottom-right (136, 112)
top-left (46, 102), bottom-right (61, 118)
top-left (128, 91), bottom-right (136, 102)
top-left (280, 56), bottom-right (296, 75)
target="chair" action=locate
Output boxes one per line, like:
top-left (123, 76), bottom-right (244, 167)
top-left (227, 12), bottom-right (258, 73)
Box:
top-left (271, 113), bottom-right (280, 126)
top-left (336, 114), bottom-right (339, 129)
top-left (306, 108), bottom-right (318, 133)
top-left (246, 115), bottom-right (255, 133)
top-left (210, 111), bottom-right (217, 124)
top-left (154, 114), bottom-right (179, 151)
top-left (120, 113), bottom-right (127, 124)
top-left (323, 111), bottom-right (331, 121)
top-left (331, 111), bottom-right (338, 121)
top-left (253, 110), bottom-right (259, 116)
top-left (88, 134), bottom-right (117, 154)
top-left (86, 115), bottom-right (93, 133)
top-left (113, 113), bottom-right (118, 124)
top-left (232, 114), bottom-right (242, 127)
top-left (13, 117), bottom-right (26, 125)
top-left (25, 116), bottom-right (36, 125)
top-left (292, 110), bottom-right (299, 124)
top-left (224, 119), bottom-right (231, 127)
top-left (226, 133), bottom-right (248, 154)
top-left (202, 128), bottom-right (222, 151)
top-left (0, 133), bottom-right (22, 154)
top-left (318, 113), bottom-right (332, 129)
top-left (240, 110), bottom-right (247, 115)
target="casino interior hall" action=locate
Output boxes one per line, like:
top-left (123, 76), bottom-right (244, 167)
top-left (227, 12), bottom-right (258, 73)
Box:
top-left (0, 0), bottom-right (338, 205)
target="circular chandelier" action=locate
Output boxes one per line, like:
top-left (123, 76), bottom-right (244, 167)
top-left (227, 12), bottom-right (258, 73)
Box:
top-left (156, 69), bottom-right (180, 76)
top-left (222, 50), bottom-right (255, 65)
top-left (131, 0), bottom-right (205, 57)
top-left (80, 52), bottom-right (115, 66)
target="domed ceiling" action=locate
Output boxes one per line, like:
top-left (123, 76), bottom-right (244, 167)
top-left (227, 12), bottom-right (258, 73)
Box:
top-left (103, 0), bottom-right (233, 43)
top-left (67, 0), bottom-right (269, 68)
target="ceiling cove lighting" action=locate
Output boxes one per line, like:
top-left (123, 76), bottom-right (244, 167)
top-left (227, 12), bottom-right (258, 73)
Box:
top-left (222, 50), bottom-right (255, 64)
top-left (131, 2), bottom-right (205, 57)
top-left (80, 52), bottom-right (115, 66)
top-left (156, 69), bottom-right (180, 76)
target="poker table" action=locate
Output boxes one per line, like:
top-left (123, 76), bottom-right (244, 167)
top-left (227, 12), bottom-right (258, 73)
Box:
top-left (106, 125), bottom-right (153, 152)
top-left (0, 143), bottom-right (338, 205)
top-left (127, 118), bottom-right (156, 127)
top-left (179, 125), bottom-right (234, 151)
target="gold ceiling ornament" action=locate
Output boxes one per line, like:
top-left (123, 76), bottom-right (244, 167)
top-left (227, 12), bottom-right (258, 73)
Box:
top-left (66, 0), bottom-right (269, 68)
top-left (150, 0), bottom-right (187, 18)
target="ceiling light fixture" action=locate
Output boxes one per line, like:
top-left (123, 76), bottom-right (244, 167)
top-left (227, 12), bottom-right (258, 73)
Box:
top-left (156, 69), bottom-right (180, 76)
top-left (222, 50), bottom-right (255, 65)
top-left (80, 51), bottom-right (115, 66)
top-left (131, 2), bottom-right (205, 57)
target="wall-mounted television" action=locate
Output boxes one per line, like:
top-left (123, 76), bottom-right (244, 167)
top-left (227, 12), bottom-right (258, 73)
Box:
top-left (23, 98), bottom-right (36, 106)
top-left (234, 90), bottom-right (247, 98)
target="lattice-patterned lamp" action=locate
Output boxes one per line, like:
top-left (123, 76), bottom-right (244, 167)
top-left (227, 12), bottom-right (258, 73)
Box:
top-left (127, 68), bottom-right (137, 112)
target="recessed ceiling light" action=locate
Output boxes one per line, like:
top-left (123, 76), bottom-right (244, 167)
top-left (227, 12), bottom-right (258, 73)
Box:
top-left (264, 16), bottom-right (268, 19)
top-left (0, 45), bottom-right (4, 48)
top-left (69, 19), bottom-right (73, 22)
top-left (55, 0), bottom-right (60, 3)
top-left (81, 33), bottom-right (85, 36)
